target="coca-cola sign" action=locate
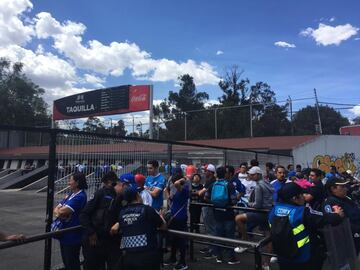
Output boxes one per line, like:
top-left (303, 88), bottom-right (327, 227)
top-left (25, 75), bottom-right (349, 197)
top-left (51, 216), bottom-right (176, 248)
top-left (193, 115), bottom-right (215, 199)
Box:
top-left (53, 85), bottom-right (150, 120)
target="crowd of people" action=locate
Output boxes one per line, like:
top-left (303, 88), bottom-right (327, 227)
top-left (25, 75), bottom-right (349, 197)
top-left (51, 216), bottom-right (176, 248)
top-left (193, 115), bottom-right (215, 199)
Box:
top-left (49, 159), bottom-right (360, 270)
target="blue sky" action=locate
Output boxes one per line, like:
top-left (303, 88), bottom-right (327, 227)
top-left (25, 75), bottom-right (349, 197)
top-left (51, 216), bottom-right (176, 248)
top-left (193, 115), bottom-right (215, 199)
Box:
top-left (0, 0), bottom-right (359, 128)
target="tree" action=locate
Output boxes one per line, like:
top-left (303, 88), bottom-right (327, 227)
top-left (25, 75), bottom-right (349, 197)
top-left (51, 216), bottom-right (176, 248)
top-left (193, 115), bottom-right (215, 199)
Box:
top-left (0, 58), bottom-right (50, 126)
top-left (113, 120), bottom-right (127, 136)
top-left (82, 117), bottom-right (106, 133)
top-left (293, 105), bottom-right (350, 135)
top-left (353, 116), bottom-right (360, 125)
top-left (154, 74), bottom-right (211, 140)
top-left (217, 66), bottom-right (278, 138)
top-left (253, 104), bottom-right (291, 136)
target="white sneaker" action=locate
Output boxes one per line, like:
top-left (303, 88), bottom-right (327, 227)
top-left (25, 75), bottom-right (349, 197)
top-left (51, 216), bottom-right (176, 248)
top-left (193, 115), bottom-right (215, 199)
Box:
top-left (270, 256), bottom-right (278, 263)
top-left (234, 246), bottom-right (247, 253)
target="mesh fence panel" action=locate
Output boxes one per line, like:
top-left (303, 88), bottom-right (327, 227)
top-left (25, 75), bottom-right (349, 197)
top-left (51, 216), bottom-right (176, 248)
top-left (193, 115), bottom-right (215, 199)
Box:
top-left (0, 126), bottom-right (296, 270)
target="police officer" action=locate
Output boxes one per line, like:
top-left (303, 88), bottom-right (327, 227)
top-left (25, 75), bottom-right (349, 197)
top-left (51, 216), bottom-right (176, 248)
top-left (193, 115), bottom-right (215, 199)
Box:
top-left (118, 186), bottom-right (167, 270)
top-left (269, 182), bottom-right (343, 270)
top-left (80, 171), bottom-right (121, 270)
top-left (323, 177), bottom-right (360, 254)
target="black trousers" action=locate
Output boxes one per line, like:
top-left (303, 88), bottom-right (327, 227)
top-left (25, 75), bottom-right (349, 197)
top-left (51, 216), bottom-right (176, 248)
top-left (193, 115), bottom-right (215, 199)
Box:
top-left (189, 204), bottom-right (202, 233)
top-left (122, 250), bottom-right (160, 270)
top-left (83, 239), bottom-right (121, 270)
top-left (60, 243), bottom-right (81, 270)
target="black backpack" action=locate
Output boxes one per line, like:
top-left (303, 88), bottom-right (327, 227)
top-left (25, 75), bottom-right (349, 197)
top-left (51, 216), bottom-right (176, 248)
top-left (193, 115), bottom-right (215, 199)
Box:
top-left (270, 215), bottom-right (299, 258)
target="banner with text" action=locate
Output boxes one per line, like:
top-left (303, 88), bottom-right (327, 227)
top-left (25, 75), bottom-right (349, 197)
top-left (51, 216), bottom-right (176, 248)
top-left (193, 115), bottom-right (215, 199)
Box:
top-left (53, 85), bottom-right (151, 120)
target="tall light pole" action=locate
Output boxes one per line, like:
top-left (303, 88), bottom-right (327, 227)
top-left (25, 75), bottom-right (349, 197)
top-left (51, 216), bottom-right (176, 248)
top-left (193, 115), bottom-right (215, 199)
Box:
top-left (314, 88), bottom-right (323, 135)
top-left (288, 96), bottom-right (293, 135)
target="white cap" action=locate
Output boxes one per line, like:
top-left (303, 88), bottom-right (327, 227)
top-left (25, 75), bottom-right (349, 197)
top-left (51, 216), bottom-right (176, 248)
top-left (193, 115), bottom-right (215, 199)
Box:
top-left (248, 166), bottom-right (262, 175)
top-left (206, 164), bottom-right (216, 173)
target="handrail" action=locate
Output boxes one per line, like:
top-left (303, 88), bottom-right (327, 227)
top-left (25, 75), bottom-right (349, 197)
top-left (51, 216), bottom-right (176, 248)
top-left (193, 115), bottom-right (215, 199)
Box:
top-left (0, 226), bottom-right (82, 250)
top-left (0, 226), bottom-right (263, 250)
top-left (190, 201), bottom-right (271, 214)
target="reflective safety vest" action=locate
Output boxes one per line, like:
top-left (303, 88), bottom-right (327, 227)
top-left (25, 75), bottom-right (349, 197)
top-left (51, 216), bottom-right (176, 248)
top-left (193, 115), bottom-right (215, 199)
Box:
top-left (269, 203), bottom-right (311, 262)
top-left (119, 203), bottom-right (158, 252)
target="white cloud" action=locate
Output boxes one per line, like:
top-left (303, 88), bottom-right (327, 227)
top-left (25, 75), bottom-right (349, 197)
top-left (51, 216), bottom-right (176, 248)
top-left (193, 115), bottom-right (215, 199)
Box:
top-left (274, 41), bottom-right (296, 48)
top-left (329, 17), bottom-right (336, 22)
top-left (216, 50), bottom-right (224, 55)
top-left (350, 105), bottom-right (360, 115)
top-left (84, 74), bottom-right (105, 88)
top-left (0, 0), bottom-right (34, 46)
top-left (300, 23), bottom-right (359, 46)
top-left (0, 0), bottom-right (220, 107)
top-left (0, 45), bottom-right (79, 101)
top-left (34, 12), bottom-right (219, 85)
top-left (355, 37), bottom-right (360, 41)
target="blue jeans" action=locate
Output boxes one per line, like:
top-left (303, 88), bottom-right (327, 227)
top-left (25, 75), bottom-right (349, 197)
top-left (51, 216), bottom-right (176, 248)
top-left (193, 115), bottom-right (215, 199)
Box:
top-left (214, 220), bottom-right (236, 259)
top-left (60, 243), bottom-right (81, 270)
top-left (202, 207), bottom-right (216, 251)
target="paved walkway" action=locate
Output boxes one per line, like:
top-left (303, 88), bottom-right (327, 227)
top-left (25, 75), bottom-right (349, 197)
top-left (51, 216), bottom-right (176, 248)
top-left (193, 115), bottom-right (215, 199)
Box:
top-left (0, 190), bottom-right (275, 270)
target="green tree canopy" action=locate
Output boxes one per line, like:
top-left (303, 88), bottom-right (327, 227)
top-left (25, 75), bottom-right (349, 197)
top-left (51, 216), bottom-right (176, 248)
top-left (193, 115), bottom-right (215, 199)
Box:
top-left (293, 105), bottom-right (350, 135)
top-left (0, 58), bottom-right (50, 126)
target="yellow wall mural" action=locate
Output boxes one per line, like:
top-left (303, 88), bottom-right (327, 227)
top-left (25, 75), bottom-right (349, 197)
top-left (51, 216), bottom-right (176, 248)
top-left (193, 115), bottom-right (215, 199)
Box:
top-left (312, 153), bottom-right (357, 173)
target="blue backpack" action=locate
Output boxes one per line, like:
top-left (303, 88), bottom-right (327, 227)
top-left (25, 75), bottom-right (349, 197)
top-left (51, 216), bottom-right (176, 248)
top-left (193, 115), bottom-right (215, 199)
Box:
top-left (211, 180), bottom-right (229, 207)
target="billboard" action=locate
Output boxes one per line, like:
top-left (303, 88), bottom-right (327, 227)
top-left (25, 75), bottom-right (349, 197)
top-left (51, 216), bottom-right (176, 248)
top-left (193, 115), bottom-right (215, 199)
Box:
top-left (53, 85), bottom-right (151, 120)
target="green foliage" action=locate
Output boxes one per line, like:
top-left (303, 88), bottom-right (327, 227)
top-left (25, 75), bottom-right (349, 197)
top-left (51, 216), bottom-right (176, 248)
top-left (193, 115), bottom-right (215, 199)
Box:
top-left (352, 116), bottom-right (360, 125)
top-left (82, 117), bottom-right (107, 133)
top-left (113, 119), bottom-right (127, 136)
top-left (293, 105), bottom-right (350, 135)
top-left (0, 58), bottom-right (50, 126)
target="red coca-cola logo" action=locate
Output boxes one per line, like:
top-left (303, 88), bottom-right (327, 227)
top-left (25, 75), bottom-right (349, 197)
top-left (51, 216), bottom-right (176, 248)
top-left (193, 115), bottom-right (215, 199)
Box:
top-left (129, 85), bottom-right (150, 112)
top-left (130, 94), bottom-right (147, 102)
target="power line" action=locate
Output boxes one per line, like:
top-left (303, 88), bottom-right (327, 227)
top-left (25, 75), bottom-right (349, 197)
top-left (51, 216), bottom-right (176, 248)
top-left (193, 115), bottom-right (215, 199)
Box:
top-left (319, 101), bottom-right (359, 107)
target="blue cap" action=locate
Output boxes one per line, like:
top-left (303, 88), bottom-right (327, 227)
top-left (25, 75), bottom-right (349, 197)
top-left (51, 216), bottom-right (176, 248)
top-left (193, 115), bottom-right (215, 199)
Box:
top-left (119, 173), bottom-right (135, 185)
top-left (288, 171), bottom-right (297, 177)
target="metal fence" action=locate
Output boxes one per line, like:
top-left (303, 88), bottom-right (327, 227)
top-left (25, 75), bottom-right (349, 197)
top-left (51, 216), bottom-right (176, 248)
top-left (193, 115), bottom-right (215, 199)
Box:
top-left (0, 125), bottom-right (294, 270)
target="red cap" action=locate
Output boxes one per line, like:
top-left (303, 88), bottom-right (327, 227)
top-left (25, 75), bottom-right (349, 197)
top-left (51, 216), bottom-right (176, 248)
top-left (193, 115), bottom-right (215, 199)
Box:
top-left (135, 174), bottom-right (146, 185)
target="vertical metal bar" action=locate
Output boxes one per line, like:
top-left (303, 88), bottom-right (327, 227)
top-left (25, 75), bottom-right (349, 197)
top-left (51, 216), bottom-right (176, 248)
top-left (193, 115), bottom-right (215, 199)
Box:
top-left (167, 144), bottom-right (172, 176)
top-left (44, 128), bottom-right (57, 270)
top-left (250, 104), bottom-right (253, 137)
top-left (214, 108), bottom-right (218, 139)
top-left (149, 85), bottom-right (154, 139)
top-left (254, 247), bottom-right (262, 270)
top-left (184, 113), bottom-right (187, 141)
top-left (224, 150), bottom-right (228, 166)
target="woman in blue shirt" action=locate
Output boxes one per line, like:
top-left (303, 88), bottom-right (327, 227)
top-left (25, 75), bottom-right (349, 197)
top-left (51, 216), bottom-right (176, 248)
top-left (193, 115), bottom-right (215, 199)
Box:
top-left (53, 173), bottom-right (88, 270)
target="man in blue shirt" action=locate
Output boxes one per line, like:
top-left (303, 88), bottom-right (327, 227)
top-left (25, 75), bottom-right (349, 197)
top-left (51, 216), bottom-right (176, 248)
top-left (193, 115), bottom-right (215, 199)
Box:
top-left (145, 160), bottom-right (165, 211)
top-left (271, 165), bottom-right (290, 203)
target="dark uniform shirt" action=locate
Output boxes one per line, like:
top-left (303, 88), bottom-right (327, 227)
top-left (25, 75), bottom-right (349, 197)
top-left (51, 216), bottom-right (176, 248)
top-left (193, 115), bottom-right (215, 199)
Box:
top-left (80, 186), bottom-right (119, 241)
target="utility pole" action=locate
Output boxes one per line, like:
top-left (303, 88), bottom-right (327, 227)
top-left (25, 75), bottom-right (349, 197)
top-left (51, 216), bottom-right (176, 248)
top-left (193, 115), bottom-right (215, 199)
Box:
top-left (314, 88), bottom-right (323, 135)
top-left (132, 115), bottom-right (135, 134)
top-left (184, 112), bottom-right (187, 140)
top-left (288, 96), bottom-right (294, 135)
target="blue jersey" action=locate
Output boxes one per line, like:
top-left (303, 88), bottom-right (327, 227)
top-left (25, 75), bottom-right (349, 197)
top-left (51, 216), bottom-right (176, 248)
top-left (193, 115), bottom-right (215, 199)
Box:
top-left (145, 174), bottom-right (165, 210)
top-left (171, 184), bottom-right (189, 220)
top-left (59, 190), bottom-right (87, 245)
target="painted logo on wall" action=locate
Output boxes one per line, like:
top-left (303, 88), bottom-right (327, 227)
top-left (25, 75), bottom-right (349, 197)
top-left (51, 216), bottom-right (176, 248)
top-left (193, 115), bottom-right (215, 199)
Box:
top-left (312, 153), bottom-right (357, 173)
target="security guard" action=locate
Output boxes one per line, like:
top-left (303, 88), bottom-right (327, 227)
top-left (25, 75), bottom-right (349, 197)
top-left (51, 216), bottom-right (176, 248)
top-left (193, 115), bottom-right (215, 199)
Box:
top-left (80, 171), bottom-right (121, 270)
top-left (323, 177), bottom-right (360, 254)
top-left (119, 186), bottom-right (166, 270)
top-left (269, 182), bottom-right (343, 270)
